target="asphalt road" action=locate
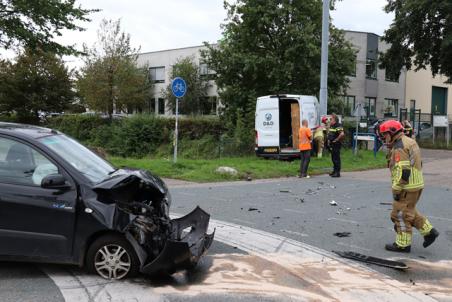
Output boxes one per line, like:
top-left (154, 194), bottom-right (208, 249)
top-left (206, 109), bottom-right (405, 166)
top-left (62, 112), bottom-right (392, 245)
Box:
top-left (1, 149), bottom-right (451, 301)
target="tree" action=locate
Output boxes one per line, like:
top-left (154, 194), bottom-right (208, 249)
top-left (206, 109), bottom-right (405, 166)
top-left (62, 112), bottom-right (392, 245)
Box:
top-left (77, 19), bottom-right (152, 117)
top-left (0, 48), bottom-right (75, 123)
top-left (202, 0), bottom-right (355, 131)
top-left (380, 0), bottom-right (452, 82)
top-left (163, 56), bottom-right (211, 115)
top-left (0, 0), bottom-right (97, 55)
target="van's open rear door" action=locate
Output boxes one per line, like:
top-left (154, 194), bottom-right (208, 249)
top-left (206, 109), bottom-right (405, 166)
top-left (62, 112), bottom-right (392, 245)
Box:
top-left (255, 96), bottom-right (279, 155)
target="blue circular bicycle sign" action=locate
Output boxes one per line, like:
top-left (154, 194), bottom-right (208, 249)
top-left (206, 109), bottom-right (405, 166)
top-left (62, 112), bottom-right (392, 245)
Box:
top-left (171, 77), bottom-right (187, 98)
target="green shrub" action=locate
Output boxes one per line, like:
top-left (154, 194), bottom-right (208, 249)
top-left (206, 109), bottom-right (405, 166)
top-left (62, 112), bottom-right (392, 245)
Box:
top-left (46, 114), bottom-right (226, 158)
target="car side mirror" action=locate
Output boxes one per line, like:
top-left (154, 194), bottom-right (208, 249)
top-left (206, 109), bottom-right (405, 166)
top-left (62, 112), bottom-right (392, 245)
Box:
top-left (41, 174), bottom-right (70, 190)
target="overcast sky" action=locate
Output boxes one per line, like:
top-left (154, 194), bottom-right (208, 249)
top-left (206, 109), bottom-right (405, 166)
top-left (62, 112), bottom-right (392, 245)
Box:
top-left (1, 0), bottom-right (394, 68)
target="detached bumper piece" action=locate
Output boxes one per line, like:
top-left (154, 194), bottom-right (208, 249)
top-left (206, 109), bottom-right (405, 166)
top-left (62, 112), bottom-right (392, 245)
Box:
top-left (141, 206), bottom-right (215, 275)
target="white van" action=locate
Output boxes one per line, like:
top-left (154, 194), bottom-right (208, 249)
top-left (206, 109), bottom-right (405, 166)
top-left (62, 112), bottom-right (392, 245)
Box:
top-left (255, 94), bottom-right (319, 159)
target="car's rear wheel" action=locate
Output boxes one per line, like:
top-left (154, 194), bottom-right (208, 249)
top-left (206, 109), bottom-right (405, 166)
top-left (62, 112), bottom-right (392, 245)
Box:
top-left (86, 234), bottom-right (140, 280)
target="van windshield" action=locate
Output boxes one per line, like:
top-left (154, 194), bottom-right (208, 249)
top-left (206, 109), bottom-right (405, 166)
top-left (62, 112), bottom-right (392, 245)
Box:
top-left (38, 134), bottom-right (115, 183)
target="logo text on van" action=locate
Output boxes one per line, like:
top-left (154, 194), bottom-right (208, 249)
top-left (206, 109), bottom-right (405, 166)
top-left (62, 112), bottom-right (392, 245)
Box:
top-left (263, 113), bottom-right (274, 126)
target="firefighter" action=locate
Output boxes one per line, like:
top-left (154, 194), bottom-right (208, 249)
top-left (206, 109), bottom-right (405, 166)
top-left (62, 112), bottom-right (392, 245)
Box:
top-left (313, 116), bottom-right (328, 158)
top-left (379, 120), bottom-right (439, 252)
top-left (327, 114), bottom-right (344, 177)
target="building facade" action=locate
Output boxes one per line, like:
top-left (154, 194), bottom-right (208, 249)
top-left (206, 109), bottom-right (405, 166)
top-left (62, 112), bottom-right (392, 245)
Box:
top-left (136, 45), bottom-right (218, 115)
top-left (137, 30), bottom-right (450, 122)
top-left (342, 31), bottom-right (406, 119)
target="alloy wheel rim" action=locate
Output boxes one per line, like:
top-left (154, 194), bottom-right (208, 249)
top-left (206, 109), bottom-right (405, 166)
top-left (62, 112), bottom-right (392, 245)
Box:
top-left (94, 244), bottom-right (131, 280)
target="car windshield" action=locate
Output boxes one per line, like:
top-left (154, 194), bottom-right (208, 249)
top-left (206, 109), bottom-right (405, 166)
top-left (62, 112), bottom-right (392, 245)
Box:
top-left (38, 134), bottom-right (115, 183)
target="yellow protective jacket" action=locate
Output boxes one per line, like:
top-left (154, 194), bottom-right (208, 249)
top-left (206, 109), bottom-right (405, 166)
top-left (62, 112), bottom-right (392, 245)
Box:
top-left (388, 133), bottom-right (424, 193)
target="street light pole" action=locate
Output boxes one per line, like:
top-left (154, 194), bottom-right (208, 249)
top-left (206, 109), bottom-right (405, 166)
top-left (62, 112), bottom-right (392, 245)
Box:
top-left (319, 0), bottom-right (330, 117)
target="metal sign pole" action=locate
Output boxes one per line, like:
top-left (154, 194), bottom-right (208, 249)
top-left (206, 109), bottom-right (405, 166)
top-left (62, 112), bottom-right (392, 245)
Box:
top-left (354, 118), bottom-right (359, 156)
top-left (174, 98), bottom-right (179, 163)
top-left (171, 77), bottom-right (186, 164)
top-left (447, 122), bottom-right (450, 148)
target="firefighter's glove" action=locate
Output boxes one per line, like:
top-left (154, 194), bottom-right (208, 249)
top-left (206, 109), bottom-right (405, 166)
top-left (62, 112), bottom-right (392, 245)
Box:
top-left (393, 192), bottom-right (401, 201)
top-left (401, 169), bottom-right (411, 184)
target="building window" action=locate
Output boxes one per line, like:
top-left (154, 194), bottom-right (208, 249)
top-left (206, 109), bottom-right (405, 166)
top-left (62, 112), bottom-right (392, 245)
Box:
top-left (199, 63), bottom-right (209, 76)
top-left (149, 67), bottom-right (165, 83)
top-left (158, 98), bottom-right (165, 114)
top-left (147, 98), bottom-right (155, 113)
top-left (341, 95), bottom-right (355, 116)
top-left (383, 98), bottom-right (398, 117)
top-left (199, 62), bottom-right (216, 80)
top-left (349, 56), bottom-right (357, 77)
top-left (365, 59), bottom-right (377, 79)
top-left (201, 96), bottom-right (217, 115)
top-left (385, 69), bottom-right (399, 82)
top-left (364, 97), bottom-right (376, 117)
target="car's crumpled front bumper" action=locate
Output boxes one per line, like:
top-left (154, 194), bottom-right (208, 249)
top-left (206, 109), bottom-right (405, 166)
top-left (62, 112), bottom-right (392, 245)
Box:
top-left (138, 206), bottom-right (215, 275)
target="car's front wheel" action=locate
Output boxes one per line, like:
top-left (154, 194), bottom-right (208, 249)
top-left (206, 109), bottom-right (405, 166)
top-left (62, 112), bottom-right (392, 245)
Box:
top-left (86, 234), bottom-right (140, 280)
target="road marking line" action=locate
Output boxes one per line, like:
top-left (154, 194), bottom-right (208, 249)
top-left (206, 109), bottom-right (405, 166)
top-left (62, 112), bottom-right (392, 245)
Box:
top-left (327, 217), bottom-right (360, 225)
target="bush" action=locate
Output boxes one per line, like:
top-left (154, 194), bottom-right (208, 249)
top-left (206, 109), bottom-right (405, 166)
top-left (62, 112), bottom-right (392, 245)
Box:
top-left (46, 114), bottom-right (226, 158)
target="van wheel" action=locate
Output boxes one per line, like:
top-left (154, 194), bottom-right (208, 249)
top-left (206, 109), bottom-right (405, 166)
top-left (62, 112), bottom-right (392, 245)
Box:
top-left (86, 234), bottom-right (139, 280)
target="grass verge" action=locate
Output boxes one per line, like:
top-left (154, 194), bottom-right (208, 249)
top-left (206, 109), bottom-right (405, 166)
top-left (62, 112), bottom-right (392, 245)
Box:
top-left (109, 149), bottom-right (387, 183)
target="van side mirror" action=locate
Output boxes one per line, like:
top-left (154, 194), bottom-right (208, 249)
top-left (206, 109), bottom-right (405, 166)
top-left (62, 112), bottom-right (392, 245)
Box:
top-left (41, 174), bottom-right (70, 190)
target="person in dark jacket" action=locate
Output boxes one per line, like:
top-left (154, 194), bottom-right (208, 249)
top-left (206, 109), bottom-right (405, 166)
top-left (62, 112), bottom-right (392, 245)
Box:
top-left (327, 114), bottom-right (345, 177)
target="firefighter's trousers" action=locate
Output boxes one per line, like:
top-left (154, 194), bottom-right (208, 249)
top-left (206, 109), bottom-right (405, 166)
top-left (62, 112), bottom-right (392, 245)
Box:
top-left (391, 189), bottom-right (433, 247)
top-left (314, 137), bottom-right (324, 158)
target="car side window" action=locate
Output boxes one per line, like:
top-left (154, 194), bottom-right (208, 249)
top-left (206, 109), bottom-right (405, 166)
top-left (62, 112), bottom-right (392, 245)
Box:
top-left (0, 137), bottom-right (58, 186)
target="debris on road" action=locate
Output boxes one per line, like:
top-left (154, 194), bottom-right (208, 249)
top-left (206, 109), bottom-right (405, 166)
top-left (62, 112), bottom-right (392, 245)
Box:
top-left (280, 189), bottom-right (291, 193)
top-left (248, 207), bottom-right (259, 211)
top-left (333, 251), bottom-right (408, 270)
top-left (333, 232), bottom-right (351, 237)
top-left (330, 200), bottom-right (338, 206)
top-left (273, 216), bottom-right (280, 219)
top-left (380, 202), bottom-right (392, 205)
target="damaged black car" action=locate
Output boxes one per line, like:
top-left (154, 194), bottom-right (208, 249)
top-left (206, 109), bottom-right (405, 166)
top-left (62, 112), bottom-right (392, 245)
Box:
top-left (0, 123), bottom-right (214, 280)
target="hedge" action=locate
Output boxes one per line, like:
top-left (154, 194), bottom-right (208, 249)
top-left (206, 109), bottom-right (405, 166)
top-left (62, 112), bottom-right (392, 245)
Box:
top-left (45, 114), bottom-right (226, 158)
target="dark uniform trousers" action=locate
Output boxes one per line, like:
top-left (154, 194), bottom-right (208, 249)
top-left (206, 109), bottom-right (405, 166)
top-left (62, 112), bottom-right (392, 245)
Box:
top-left (331, 143), bottom-right (341, 173)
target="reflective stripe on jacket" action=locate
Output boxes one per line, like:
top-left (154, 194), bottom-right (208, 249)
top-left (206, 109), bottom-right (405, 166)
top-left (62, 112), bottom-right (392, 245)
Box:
top-left (389, 134), bottom-right (424, 192)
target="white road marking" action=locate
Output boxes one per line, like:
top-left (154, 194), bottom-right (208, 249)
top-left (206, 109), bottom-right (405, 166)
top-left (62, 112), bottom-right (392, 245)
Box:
top-left (43, 216), bottom-right (436, 302)
top-left (327, 217), bottom-right (360, 225)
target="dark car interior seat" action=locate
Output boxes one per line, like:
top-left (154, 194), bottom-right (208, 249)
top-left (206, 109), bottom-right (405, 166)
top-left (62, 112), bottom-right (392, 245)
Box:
top-left (4, 143), bottom-right (36, 183)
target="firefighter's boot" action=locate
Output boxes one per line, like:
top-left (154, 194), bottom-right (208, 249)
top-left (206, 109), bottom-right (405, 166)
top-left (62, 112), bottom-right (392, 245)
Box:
top-left (385, 242), bottom-right (411, 253)
top-left (423, 228), bottom-right (439, 248)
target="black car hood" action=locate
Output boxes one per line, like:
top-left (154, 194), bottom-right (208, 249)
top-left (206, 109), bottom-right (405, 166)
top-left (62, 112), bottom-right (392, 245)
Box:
top-left (93, 168), bottom-right (167, 197)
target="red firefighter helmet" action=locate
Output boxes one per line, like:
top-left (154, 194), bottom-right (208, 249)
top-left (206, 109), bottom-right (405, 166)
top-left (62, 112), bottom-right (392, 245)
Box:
top-left (321, 116), bottom-right (328, 124)
top-left (379, 120), bottom-right (403, 136)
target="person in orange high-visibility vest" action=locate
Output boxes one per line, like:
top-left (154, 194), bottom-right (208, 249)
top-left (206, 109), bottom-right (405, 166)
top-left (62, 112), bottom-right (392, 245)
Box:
top-left (298, 119), bottom-right (312, 178)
